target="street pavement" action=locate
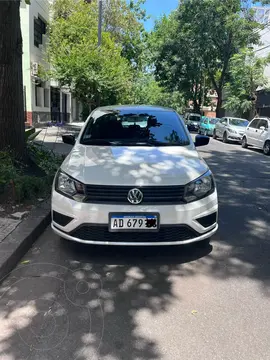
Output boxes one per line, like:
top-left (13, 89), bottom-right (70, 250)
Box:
top-left (0, 136), bottom-right (269, 360)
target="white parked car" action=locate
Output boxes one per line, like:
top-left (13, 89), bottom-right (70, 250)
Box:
top-left (213, 117), bottom-right (249, 143)
top-left (51, 105), bottom-right (218, 246)
top-left (242, 117), bottom-right (270, 155)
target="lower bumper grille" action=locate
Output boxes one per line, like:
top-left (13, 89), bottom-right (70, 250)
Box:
top-left (70, 225), bottom-right (200, 243)
top-left (196, 212), bottom-right (217, 228)
top-left (53, 211), bottom-right (73, 226)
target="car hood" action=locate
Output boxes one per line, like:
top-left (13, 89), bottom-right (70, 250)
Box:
top-left (228, 125), bottom-right (247, 132)
top-left (61, 145), bottom-right (209, 186)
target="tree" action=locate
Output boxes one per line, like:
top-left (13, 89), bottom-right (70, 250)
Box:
top-left (0, 0), bottom-right (26, 156)
top-left (46, 0), bottom-right (133, 111)
top-left (126, 72), bottom-right (185, 113)
top-left (152, 0), bottom-right (263, 117)
top-left (224, 49), bottom-right (270, 118)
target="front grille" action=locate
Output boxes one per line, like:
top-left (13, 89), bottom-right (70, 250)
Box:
top-left (196, 212), bottom-right (217, 228)
top-left (70, 225), bottom-right (199, 243)
top-left (53, 211), bottom-right (73, 226)
top-left (84, 185), bottom-right (185, 205)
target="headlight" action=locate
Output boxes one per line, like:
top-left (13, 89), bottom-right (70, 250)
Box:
top-left (227, 127), bottom-right (236, 133)
top-left (184, 170), bottom-right (215, 203)
top-left (55, 171), bottom-right (85, 201)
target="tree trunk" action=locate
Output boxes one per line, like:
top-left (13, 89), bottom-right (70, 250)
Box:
top-left (193, 100), bottom-right (200, 114)
top-left (216, 90), bottom-right (223, 118)
top-left (0, 0), bottom-right (25, 157)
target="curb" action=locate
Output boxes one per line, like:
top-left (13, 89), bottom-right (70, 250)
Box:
top-left (0, 200), bottom-right (51, 283)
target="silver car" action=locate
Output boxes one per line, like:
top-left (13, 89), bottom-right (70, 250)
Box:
top-left (213, 117), bottom-right (249, 143)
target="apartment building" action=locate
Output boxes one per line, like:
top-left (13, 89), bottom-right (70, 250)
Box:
top-left (20, 0), bottom-right (80, 127)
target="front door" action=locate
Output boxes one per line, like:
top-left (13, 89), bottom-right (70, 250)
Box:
top-left (62, 93), bottom-right (67, 123)
top-left (256, 119), bottom-right (269, 149)
top-left (246, 118), bottom-right (260, 146)
top-left (51, 87), bottom-right (60, 122)
top-left (216, 118), bottom-right (226, 136)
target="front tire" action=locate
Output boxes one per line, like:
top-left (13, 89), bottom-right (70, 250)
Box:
top-left (242, 136), bottom-right (248, 148)
top-left (223, 132), bottom-right (228, 143)
top-left (263, 140), bottom-right (270, 155)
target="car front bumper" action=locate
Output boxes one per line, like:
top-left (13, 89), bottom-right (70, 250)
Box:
top-left (51, 190), bottom-right (218, 246)
top-left (187, 124), bottom-right (199, 132)
top-left (227, 134), bottom-right (244, 141)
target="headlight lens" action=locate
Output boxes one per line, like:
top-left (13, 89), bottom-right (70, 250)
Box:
top-left (56, 171), bottom-right (85, 201)
top-left (184, 170), bottom-right (215, 203)
top-left (227, 127), bottom-right (236, 133)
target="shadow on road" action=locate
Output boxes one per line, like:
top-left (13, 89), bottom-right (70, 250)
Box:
top-left (0, 141), bottom-right (269, 359)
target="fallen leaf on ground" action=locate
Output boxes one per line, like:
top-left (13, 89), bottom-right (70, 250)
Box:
top-left (191, 310), bottom-right (198, 315)
top-left (21, 260), bottom-right (30, 264)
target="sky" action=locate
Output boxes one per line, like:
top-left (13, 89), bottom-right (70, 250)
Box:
top-left (141, 1), bottom-right (270, 31)
top-left (142, 0), bottom-right (179, 31)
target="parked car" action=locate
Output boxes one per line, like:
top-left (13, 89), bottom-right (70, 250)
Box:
top-left (213, 117), bottom-right (249, 143)
top-left (185, 113), bottom-right (202, 132)
top-left (242, 117), bottom-right (270, 155)
top-left (199, 117), bottom-right (219, 136)
top-left (52, 105), bottom-right (218, 246)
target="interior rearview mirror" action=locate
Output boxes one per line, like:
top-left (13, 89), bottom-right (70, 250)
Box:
top-left (194, 134), bottom-right (209, 147)
top-left (62, 134), bottom-right (75, 145)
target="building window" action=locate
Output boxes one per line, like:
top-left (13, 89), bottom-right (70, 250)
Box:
top-left (34, 16), bottom-right (46, 47)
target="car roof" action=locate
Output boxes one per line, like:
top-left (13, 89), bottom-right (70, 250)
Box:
top-left (95, 105), bottom-right (175, 112)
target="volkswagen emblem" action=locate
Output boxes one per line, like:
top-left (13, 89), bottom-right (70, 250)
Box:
top-left (127, 188), bottom-right (143, 205)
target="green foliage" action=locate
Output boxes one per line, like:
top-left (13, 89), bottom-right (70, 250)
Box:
top-left (14, 175), bottom-right (50, 203)
top-left (0, 143), bottom-right (63, 202)
top-left (27, 143), bottom-right (64, 177)
top-left (46, 0), bottom-right (145, 109)
top-left (224, 49), bottom-right (270, 117)
top-left (0, 150), bottom-right (50, 202)
top-left (0, 151), bottom-right (17, 187)
top-left (124, 72), bottom-right (185, 113)
top-left (151, 0), bottom-right (262, 116)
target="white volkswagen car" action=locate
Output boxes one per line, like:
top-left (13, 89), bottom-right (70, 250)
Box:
top-left (51, 106), bottom-right (218, 246)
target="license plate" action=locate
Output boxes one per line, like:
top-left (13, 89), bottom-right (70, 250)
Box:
top-left (109, 213), bottom-right (159, 232)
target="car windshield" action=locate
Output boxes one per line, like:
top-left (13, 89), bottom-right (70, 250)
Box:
top-left (210, 118), bottom-right (218, 124)
top-left (80, 109), bottom-right (190, 146)
top-left (189, 115), bottom-right (200, 122)
top-left (229, 118), bottom-right (249, 126)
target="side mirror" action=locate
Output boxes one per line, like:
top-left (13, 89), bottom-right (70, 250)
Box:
top-left (260, 126), bottom-right (266, 131)
top-left (62, 134), bottom-right (75, 145)
top-left (194, 134), bottom-right (209, 147)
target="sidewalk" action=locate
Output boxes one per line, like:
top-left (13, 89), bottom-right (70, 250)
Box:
top-left (35, 122), bottom-right (84, 155)
top-left (0, 123), bottom-right (84, 282)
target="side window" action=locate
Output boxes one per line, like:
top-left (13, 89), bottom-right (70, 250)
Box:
top-left (249, 119), bottom-right (259, 128)
top-left (258, 119), bottom-right (268, 129)
top-left (220, 118), bottom-right (227, 124)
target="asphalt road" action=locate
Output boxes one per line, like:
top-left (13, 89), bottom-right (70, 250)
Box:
top-left (0, 137), bottom-right (270, 360)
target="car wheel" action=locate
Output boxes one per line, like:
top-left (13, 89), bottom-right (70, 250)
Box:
top-left (263, 140), bottom-right (270, 155)
top-left (242, 136), bottom-right (248, 148)
top-left (223, 132), bottom-right (228, 143)
top-left (213, 130), bottom-right (217, 139)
